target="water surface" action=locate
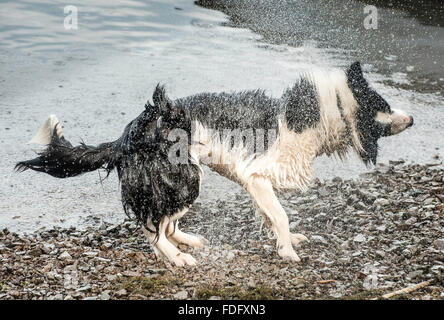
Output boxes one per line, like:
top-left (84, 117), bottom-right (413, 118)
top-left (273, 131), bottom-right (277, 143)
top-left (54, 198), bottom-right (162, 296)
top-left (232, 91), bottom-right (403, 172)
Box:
top-left (0, 0), bottom-right (442, 233)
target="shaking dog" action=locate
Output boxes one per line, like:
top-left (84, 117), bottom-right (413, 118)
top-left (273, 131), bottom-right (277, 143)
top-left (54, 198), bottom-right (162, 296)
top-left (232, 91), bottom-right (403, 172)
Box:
top-left (16, 62), bottom-right (414, 266)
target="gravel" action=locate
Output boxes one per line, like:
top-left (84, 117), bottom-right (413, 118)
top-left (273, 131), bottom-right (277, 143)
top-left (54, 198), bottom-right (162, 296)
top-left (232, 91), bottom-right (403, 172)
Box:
top-left (0, 163), bottom-right (443, 300)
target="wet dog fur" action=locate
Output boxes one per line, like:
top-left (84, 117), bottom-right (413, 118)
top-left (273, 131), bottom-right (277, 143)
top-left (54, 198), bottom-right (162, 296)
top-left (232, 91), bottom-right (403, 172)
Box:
top-left (16, 61), bottom-right (413, 266)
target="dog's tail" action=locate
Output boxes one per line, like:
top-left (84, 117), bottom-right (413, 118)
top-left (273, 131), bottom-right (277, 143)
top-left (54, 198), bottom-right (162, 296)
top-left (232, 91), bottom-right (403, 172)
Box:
top-left (15, 115), bottom-right (121, 178)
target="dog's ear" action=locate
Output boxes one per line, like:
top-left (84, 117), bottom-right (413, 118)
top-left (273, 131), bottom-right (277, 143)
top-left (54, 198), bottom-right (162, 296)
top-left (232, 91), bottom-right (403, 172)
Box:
top-left (151, 84), bottom-right (189, 129)
top-left (347, 61), bottom-right (368, 88)
top-left (152, 84), bottom-right (173, 112)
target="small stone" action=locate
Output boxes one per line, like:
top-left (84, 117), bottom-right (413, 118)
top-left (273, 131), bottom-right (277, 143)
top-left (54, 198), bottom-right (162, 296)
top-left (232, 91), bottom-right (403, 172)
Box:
top-left (407, 270), bottom-right (422, 279)
top-left (209, 296), bottom-right (221, 300)
top-left (430, 265), bottom-right (444, 276)
top-left (402, 249), bottom-right (412, 258)
top-left (83, 251), bottom-right (98, 257)
top-left (59, 251), bottom-right (72, 261)
top-left (77, 285), bottom-right (91, 292)
top-left (347, 194), bottom-right (359, 205)
top-left (9, 290), bottom-right (20, 297)
top-left (374, 198), bottom-right (390, 206)
top-left (352, 251), bottom-right (362, 257)
top-left (293, 278), bottom-right (305, 288)
top-left (83, 296), bottom-right (98, 300)
top-left (405, 217), bottom-right (417, 225)
top-left (29, 248), bottom-right (42, 257)
top-left (407, 206), bottom-right (419, 213)
top-left (63, 264), bottom-right (77, 273)
top-left (332, 177), bottom-right (342, 184)
top-left (311, 235), bottom-right (327, 244)
top-left (106, 275), bottom-right (117, 281)
top-left (54, 293), bottom-right (63, 300)
top-left (318, 187), bottom-right (329, 197)
top-left (115, 289), bottom-right (127, 297)
top-left (354, 201), bottom-right (366, 210)
top-left (375, 250), bottom-right (386, 258)
top-left (338, 257), bottom-right (351, 264)
top-left (353, 234), bottom-right (366, 243)
top-left (314, 213), bottom-right (328, 222)
top-left (173, 290), bottom-right (188, 300)
top-left (433, 239), bottom-right (444, 251)
top-left (226, 251), bottom-right (235, 260)
top-left (247, 279), bottom-right (256, 288)
top-left (41, 264), bottom-right (52, 273)
top-left (148, 268), bottom-right (167, 275)
top-left (122, 270), bottom-right (141, 277)
top-left (100, 291), bottom-right (111, 300)
top-left (340, 240), bottom-right (350, 249)
top-left (329, 292), bottom-right (343, 298)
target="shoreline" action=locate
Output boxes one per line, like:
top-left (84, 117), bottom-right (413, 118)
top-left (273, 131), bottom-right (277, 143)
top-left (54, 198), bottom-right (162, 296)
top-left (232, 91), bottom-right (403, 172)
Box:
top-left (196, 0), bottom-right (444, 96)
top-left (1, 163), bottom-right (442, 300)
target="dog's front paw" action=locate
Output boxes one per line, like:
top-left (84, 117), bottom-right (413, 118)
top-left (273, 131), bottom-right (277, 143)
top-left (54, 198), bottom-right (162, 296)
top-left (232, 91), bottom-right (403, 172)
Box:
top-left (169, 232), bottom-right (209, 250)
top-left (278, 246), bottom-right (301, 263)
top-left (171, 252), bottom-right (197, 267)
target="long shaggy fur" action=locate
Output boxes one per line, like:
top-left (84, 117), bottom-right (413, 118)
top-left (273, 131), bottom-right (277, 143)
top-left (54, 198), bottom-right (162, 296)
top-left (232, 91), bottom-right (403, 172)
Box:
top-left (15, 128), bottom-right (119, 178)
top-left (16, 62), bottom-right (413, 266)
top-left (16, 85), bottom-right (201, 237)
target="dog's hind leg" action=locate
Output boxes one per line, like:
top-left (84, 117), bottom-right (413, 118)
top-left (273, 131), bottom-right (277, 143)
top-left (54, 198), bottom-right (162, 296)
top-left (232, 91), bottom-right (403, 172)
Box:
top-left (245, 175), bottom-right (301, 262)
top-left (165, 208), bottom-right (209, 249)
top-left (142, 224), bottom-right (163, 258)
top-left (143, 217), bottom-right (197, 267)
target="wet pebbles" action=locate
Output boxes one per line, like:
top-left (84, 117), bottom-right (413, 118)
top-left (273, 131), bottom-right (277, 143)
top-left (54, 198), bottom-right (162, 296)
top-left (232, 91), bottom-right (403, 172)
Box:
top-left (1, 163), bottom-right (443, 300)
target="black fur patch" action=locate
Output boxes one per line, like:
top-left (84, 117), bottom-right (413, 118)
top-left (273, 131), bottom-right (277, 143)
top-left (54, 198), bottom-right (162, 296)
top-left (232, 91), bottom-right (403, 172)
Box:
top-left (347, 61), bottom-right (392, 165)
top-left (15, 126), bottom-right (120, 178)
top-left (118, 140), bottom-right (200, 235)
top-left (282, 78), bottom-right (320, 133)
top-left (16, 85), bottom-right (201, 235)
top-left (177, 90), bottom-right (280, 152)
top-left (117, 86), bottom-right (200, 233)
top-left (176, 81), bottom-right (320, 152)
top-left (178, 90), bottom-right (279, 130)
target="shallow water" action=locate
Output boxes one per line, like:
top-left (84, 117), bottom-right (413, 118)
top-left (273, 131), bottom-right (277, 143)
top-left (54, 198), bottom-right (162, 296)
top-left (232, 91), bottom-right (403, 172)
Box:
top-left (198, 0), bottom-right (444, 95)
top-left (0, 0), bottom-right (443, 233)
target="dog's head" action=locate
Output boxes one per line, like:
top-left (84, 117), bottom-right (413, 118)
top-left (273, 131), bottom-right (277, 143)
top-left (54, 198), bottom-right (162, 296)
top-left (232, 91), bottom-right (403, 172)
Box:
top-left (347, 61), bottom-right (414, 165)
top-left (148, 85), bottom-right (192, 161)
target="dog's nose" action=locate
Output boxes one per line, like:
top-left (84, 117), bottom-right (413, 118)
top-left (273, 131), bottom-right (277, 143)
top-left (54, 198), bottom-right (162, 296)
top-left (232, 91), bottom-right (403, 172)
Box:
top-left (408, 116), bottom-right (414, 127)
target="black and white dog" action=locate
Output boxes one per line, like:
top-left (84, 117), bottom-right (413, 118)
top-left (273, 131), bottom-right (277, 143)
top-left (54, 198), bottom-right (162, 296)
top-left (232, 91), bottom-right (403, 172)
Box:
top-left (16, 62), bottom-right (413, 266)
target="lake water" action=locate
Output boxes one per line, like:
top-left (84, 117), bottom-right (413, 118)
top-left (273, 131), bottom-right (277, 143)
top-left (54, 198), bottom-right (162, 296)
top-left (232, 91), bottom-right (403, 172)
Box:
top-left (0, 0), bottom-right (442, 233)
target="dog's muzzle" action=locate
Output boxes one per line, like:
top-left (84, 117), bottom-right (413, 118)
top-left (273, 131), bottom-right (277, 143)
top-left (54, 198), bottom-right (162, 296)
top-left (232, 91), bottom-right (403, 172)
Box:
top-left (389, 109), bottom-right (414, 135)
